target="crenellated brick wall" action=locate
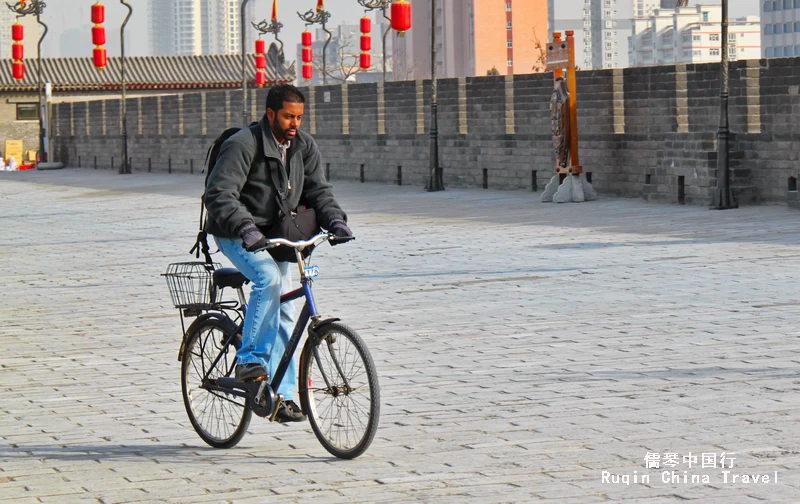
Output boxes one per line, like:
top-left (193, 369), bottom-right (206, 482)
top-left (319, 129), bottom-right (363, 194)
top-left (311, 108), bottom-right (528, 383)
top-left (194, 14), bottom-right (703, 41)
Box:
top-left (52, 57), bottom-right (800, 206)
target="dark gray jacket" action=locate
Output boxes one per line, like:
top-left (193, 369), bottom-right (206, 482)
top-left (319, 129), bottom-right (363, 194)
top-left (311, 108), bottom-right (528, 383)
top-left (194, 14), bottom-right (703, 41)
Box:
top-left (204, 116), bottom-right (346, 238)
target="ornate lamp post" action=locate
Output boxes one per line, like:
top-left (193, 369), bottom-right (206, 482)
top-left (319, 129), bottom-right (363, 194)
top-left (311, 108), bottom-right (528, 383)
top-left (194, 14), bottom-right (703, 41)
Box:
top-left (240, 0), bottom-right (252, 126)
top-left (253, 0), bottom-right (285, 66)
top-left (119, 0), bottom-right (132, 174)
top-left (713, 0), bottom-right (736, 209)
top-left (7, 0), bottom-right (47, 163)
top-left (356, 0), bottom-right (411, 82)
top-left (298, 0), bottom-right (332, 85)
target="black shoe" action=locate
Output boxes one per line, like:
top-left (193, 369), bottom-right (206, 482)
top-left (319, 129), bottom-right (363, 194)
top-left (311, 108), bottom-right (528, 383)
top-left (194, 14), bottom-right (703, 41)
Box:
top-left (275, 400), bottom-right (306, 423)
top-left (235, 363), bottom-right (267, 382)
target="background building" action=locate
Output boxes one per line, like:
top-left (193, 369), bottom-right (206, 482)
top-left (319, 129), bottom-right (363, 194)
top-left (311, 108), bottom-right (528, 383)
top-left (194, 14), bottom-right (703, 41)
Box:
top-left (760, 0), bottom-right (800, 58)
top-left (393, 0), bottom-right (548, 79)
top-left (630, 5), bottom-right (760, 66)
top-left (149, 0), bottom-right (255, 56)
top-left (584, 0), bottom-right (659, 70)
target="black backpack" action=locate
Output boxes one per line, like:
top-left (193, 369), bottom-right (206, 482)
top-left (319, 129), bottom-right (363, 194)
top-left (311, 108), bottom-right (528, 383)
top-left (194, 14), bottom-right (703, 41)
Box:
top-left (190, 124), bottom-right (259, 265)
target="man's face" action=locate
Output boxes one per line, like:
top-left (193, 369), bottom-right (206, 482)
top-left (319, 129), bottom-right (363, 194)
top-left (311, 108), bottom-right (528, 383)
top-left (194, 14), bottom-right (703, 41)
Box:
top-left (267, 101), bottom-right (304, 143)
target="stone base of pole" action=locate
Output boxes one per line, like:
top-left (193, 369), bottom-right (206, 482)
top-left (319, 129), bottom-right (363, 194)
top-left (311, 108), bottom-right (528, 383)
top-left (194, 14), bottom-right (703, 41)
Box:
top-left (711, 188), bottom-right (738, 210)
top-left (542, 173), bottom-right (597, 203)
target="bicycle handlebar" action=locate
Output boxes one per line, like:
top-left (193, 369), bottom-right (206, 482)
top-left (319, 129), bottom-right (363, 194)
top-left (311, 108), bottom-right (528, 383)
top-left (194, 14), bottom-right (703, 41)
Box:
top-left (255, 232), bottom-right (354, 252)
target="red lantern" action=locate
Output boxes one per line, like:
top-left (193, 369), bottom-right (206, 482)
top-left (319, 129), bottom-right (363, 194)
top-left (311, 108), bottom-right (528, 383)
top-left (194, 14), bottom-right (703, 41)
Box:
top-left (302, 30), bottom-right (312, 47)
top-left (256, 70), bottom-right (267, 86)
top-left (255, 54), bottom-right (266, 69)
top-left (93, 46), bottom-right (107, 68)
top-left (91, 2), bottom-right (105, 24)
top-left (302, 63), bottom-right (313, 80)
top-left (361, 35), bottom-right (371, 52)
top-left (255, 38), bottom-right (266, 54)
top-left (302, 47), bottom-right (312, 63)
top-left (360, 16), bottom-right (371, 34)
top-left (12, 42), bottom-right (23, 61)
top-left (360, 52), bottom-right (371, 70)
top-left (11, 23), bottom-right (23, 42)
top-left (12, 60), bottom-right (24, 80)
top-left (391, 0), bottom-right (412, 34)
top-left (92, 25), bottom-right (106, 46)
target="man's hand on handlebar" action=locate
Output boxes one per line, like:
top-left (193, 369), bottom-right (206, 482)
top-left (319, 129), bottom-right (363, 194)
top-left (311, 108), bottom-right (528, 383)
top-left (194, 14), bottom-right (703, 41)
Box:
top-left (237, 222), bottom-right (267, 252)
top-left (328, 219), bottom-right (354, 246)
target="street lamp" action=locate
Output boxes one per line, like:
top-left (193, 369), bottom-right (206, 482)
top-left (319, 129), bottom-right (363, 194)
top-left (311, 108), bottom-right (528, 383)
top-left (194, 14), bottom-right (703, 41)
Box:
top-left (298, 0), bottom-right (332, 85)
top-left (119, 0), bottom-right (132, 174)
top-left (252, 0), bottom-right (286, 66)
top-left (428, 0), bottom-right (443, 191)
top-left (713, 0), bottom-right (736, 209)
top-left (7, 0), bottom-right (47, 164)
top-left (356, 0), bottom-right (411, 82)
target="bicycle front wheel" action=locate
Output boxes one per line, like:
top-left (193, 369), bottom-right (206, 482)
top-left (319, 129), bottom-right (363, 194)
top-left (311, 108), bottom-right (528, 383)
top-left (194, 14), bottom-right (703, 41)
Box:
top-left (181, 316), bottom-right (251, 449)
top-left (299, 322), bottom-right (380, 459)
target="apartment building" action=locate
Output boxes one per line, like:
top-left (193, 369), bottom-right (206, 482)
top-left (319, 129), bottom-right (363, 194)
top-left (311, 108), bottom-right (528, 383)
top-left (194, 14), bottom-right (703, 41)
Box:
top-left (760, 0), bottom-right (800, 57)
top-left (630, 5), bottom-right (760, 66)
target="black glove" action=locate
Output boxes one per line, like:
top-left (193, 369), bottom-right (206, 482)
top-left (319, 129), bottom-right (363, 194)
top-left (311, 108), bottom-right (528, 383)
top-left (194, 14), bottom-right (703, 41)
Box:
top-left (328, 218), bottom-right (353, 245)
top-left (237, 222), bottom-right (267, 252)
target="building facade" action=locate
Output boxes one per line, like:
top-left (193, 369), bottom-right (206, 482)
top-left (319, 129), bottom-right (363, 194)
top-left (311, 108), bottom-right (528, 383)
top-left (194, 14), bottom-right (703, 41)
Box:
top-left (149, 0), bottom-right (255, 56)
top-left (393, 0), bottom-right (548, 79)
top-left (584, 0), bottom-right (658, 69)
top-left (630, 5), bottom-right (760, 66)
top-left (760, 0), bottom-right (800, 58)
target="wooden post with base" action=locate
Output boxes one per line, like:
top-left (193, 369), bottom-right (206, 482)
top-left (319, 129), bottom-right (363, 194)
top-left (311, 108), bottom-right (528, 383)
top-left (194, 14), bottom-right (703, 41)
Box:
top-left (541, 30), bottom-right (597, 203)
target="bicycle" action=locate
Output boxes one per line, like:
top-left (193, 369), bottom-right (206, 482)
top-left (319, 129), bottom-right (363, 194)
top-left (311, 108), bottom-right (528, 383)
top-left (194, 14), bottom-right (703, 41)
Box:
top-left (163, 233), bottom-right (380, 459)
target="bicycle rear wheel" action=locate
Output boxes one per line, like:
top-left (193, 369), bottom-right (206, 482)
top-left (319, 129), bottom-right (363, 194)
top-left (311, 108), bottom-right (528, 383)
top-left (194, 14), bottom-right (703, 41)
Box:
top-left (299, 322), bottom-right (380, 459)
top-left (181, 316), bottom-right (251, 449)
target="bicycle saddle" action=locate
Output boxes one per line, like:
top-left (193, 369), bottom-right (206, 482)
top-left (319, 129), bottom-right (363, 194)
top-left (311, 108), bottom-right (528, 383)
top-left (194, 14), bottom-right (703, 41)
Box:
top-left (213, 268), bottom-right (249, 289)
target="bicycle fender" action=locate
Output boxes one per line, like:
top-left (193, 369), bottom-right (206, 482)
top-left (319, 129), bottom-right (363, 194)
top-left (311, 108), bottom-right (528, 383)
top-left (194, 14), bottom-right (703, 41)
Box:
top-left (178, 312), bottom-right (236, 362)
top-left (307, 318), bottom-right (341, 340)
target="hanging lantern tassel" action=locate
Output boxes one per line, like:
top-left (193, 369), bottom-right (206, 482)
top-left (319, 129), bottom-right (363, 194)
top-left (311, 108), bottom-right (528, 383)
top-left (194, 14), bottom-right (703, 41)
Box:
top-left (302, 63), bottom-right (313, 81)
top-left (93, 46), bottom-right (107, 69)
top-left (391, 0), bottom-right (412, 35)
top-left (12, 60), bottom-right (24, 80)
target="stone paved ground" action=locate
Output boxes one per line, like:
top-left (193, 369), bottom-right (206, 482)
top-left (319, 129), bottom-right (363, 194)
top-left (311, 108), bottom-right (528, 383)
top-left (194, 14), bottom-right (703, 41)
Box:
top-left (1, 168), bottom-right (799, 504)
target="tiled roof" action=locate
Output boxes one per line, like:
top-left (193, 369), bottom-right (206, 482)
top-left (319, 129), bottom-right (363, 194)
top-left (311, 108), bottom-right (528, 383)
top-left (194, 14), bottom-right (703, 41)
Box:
top-left (0, 50), bottom-right (294, 93)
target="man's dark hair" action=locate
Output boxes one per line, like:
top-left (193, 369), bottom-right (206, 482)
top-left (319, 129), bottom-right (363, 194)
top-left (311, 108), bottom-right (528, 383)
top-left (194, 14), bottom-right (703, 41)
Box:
top-left (266, 84), bottom-right (305, 113)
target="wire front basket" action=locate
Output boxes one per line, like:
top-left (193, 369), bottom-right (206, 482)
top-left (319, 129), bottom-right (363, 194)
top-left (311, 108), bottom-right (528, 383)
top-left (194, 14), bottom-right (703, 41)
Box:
top-left (163, 262), bottom-right (220, 309)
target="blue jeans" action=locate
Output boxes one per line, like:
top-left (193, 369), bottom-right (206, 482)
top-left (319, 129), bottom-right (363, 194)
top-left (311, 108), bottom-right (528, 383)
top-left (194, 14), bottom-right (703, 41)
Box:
top-left (214, 237), bottom-right (297, 401)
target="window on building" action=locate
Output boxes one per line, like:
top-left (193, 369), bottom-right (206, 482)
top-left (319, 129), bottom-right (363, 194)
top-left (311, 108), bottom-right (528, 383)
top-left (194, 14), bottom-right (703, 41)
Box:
top-left (773, 0), bottom-right (779, 9)
top-left (606, 52), bottom-right (613, 59)
top-left (710, 48), bottom-right (720, 56)
top-left (796, 45), bottom-right (800, 55)
top-left (775, 46), bottom-right (783, 56)
top-left (606, 42), bottom-right (613, 49)
top-left (796, 21), bottom-right (800, 31)
top-left (710, 33), bottom-right (720, 41)
top-left (765, 24), bottom-right (773, 34)
top-left (506, 21), bottom-right (512, 30)
top-left (507, 39), bottom-right (513, 48)
top-left (703, 11), bottom-right (709, 22)
top-left (507, 59), bottom-right (513, 66)
top-left (692, 50), bottom-right (701, 56)
top-left (692, 34), bottom-right (701, 41)
top-left (506, 3), bottom-right (512, 11)
top-left (764, 1), bottom-right (772, 10)
top-left (785, 0), bottom-right (791, 8)
top-left (16, 103), bottom-right (38, 121)
top-left (766, 47), bottom-right (773, 57)
top-left (786, 23), bottom-right (792, 33)
top-left (729, 47), bottom-right (737, 56)
top-left (795, 0), bottom-right (800, 8)
top-left (728, 33), bottom-right (736, 40)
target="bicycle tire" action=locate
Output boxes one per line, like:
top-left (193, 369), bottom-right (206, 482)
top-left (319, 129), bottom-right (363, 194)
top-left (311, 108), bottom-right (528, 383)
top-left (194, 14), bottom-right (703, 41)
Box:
top-left (181, 316), bottom-right (252, 449)
top-left (299, 322), bottom-right (380, 459)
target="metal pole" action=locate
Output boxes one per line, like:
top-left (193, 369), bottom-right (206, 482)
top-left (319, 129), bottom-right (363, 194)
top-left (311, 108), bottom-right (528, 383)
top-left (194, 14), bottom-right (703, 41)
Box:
top-left (381, 7), bottom-right (391, 82)
top-left (120, 0), bottom-right (132, 174)
top-left (322, 19), bottom-right (332, 85)
top-left (428, 0), bottom-right (442, 191)
top-left (36, 10), bottom-right (47, 163)
top-left (714, 0), bottom-right (735, 209)
top-left (241, 0), bottom-right (251, 126)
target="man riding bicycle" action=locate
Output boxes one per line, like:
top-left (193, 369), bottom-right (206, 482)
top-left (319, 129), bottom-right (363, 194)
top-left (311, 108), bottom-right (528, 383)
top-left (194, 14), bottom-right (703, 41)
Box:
top-left (204, 84), bottom-right (352, 423)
